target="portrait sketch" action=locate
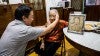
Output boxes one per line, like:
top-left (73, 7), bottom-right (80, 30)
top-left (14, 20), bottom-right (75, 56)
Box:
top-left (67, 14), bottom-right (86, 34)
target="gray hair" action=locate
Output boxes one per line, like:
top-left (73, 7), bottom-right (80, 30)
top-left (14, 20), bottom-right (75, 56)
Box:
top-left (49, 9), bottom-right (58, 14)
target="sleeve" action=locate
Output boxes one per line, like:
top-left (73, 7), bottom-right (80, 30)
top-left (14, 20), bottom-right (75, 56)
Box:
top-left (64, 21), bottom-right (68, 27)
top-left (60, 20), bottom-right (68, 27)
top-left (25, 26), bottom-right (44, 41)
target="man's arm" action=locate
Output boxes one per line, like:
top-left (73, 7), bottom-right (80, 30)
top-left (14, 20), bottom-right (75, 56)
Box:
top-left (39, 14), bottom-right (59, 36)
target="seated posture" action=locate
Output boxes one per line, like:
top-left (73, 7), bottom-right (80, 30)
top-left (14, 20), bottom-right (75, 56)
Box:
top-left (34, 9), bottom-right (68, 56)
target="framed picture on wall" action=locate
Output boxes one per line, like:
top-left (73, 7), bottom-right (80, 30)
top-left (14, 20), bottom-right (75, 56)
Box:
top-left (33, 0), bottom-right (43, 10)
top-left (67, 14), bottom-right (86, 34)
top-left (86, 0), bottom-right (96, 5)
top-left (2, 0), bottom-right (9, 4)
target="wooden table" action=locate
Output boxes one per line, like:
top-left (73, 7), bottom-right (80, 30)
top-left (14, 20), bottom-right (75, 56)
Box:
top-left (63, 27), bottom-right (100, 56)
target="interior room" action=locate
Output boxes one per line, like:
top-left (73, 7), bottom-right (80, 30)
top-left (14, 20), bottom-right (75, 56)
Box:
top-left (0, 0), bottom-right (100, 56)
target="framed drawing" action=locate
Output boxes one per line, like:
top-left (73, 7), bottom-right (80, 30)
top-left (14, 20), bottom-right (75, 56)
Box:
top-left (67, 14), bottom-right (86, 34)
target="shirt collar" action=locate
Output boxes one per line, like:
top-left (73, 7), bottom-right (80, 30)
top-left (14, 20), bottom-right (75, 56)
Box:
top-left (14, 19), bottom-right (25, 25)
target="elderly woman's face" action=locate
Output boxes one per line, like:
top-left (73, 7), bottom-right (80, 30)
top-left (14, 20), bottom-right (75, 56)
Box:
top-left (49, 11), bottom-right (56, 23)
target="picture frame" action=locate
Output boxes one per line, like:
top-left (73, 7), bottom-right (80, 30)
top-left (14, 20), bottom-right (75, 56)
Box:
top-left (24, 0), bottom-right (43, 10)
top-left (67, 14), bottom-right (86, 34)
top-left (85, 0), bottom-right (96, 6)
top-left (33, 0), bottom-right (43, 10)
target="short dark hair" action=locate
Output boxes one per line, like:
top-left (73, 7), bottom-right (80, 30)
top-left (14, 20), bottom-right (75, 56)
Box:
top-left (14, 4), bottom-right (32, 21)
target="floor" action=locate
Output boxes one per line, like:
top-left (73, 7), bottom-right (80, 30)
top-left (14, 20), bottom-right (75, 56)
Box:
top-left (28, 37), bottom-right (79, 56)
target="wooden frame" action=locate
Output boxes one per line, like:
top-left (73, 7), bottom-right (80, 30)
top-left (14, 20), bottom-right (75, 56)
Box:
top-left (67, 14), bottom-right (86, 34)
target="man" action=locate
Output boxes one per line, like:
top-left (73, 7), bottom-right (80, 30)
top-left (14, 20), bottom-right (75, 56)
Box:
top-left (0, 5), bottom-right (59, 56)
top-left (34, 9), bottom-right (68, 56)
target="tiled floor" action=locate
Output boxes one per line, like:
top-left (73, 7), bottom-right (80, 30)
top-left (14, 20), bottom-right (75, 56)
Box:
top-left (28, 37), bottom-right (79, 56)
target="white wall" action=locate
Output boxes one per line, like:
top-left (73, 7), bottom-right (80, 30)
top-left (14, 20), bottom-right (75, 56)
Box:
top-left (0, 0), bottom-right (3, 4)
top-left (0, 0), bottom-right (24, 4)
top-left (9, 0), bottom-right (24, 4)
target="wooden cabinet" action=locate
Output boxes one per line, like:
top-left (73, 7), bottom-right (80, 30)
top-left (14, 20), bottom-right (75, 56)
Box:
top-left (84, 5), bottom-right (100, 21)
top-left (34, 10), bottom-right (46, 26)
top-left (63, 8), bottom-right (73, 21)
top-left (0, 3), bottom-right (46, 36)
top-left (0, 5), bottom-right (13, 37)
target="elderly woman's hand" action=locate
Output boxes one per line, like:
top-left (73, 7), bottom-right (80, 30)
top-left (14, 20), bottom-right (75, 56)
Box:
top-left (55, 13), bottom-right (59, 21)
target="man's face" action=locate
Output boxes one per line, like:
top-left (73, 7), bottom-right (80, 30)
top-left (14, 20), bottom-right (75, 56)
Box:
top-left (49, 11), bottom-right (56, 23)
top-left (23, 11), bottom-right (34, 26)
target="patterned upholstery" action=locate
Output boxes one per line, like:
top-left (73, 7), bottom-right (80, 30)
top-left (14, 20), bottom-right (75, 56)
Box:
top-left (71, 0), bottom-right (83, 11)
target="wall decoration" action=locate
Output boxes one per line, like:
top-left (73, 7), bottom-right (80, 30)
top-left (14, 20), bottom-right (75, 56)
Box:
top-left (95, 0), bottom-right (100, 5)
top-left (86, 0), bottom-right (96, 5)
top-left (33, 0), bottom-right (43, 10)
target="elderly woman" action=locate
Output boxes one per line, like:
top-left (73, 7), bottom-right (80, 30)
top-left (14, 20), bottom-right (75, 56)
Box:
top-left (34, 9), bottom-right (68, 56)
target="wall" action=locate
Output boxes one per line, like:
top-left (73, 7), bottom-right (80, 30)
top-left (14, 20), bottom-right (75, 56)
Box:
top-left (0, 0), bottom-right (2, 3)
top-left (9, 0), bottom-right (24, 4)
